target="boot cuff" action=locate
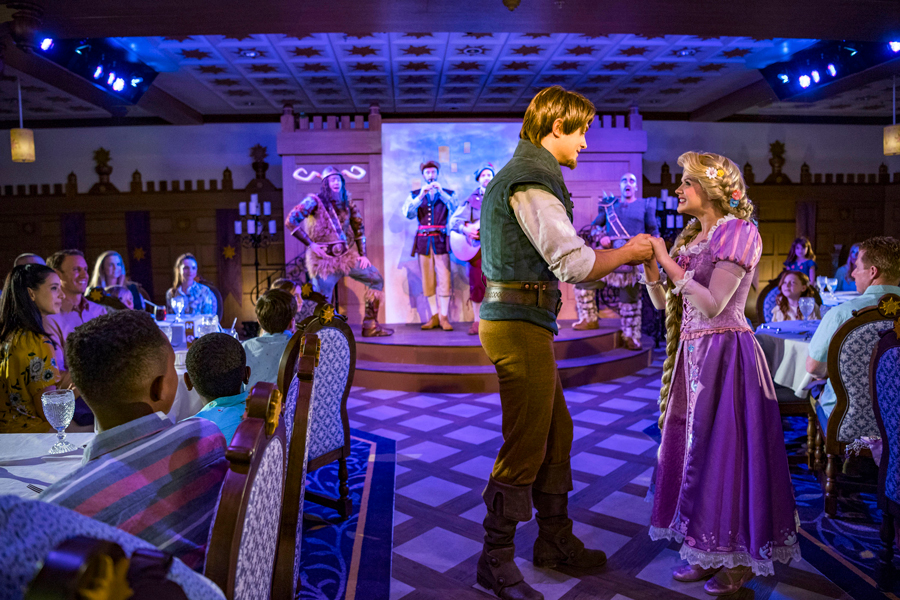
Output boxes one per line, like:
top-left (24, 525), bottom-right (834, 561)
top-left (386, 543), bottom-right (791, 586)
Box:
top-left (532, 459), bottom-right (573, 495)
top-left (482, 477), bottom-right (533, 522)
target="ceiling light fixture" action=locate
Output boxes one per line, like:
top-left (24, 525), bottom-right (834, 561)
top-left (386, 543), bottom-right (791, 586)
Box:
top-left (10, 77), bottom-right (35, 163)
top-left (239, 49), bottom-right (260, 58)
top-left (676, 47), bottom-right (697, 57)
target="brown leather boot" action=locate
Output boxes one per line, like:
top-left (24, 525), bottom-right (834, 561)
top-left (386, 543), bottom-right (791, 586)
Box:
top-left (420, 314), bottom-right (440, 330)
top-left (362, 294), bottom-right (393, 337)
top-left (532, 460), bottom-right (606, 572)
top-left (477, 478), bottom-right (543, 600)
top-left (439, 314), bottom-right (454, 331)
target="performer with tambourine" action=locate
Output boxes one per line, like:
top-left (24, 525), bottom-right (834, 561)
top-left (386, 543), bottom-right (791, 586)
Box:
top-left (574, 172), bottom-right (659, 349)
top-left (449, 164), bottom-right (494, 335)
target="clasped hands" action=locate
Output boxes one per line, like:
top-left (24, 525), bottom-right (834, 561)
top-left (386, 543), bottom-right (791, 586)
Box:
top-left (619, 233), bottom-right (669, 267)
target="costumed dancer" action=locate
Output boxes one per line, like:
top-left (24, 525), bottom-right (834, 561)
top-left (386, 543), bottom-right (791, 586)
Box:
top-left (286, 166), bottom-right (393, 337)
top-left (642, 152), bottom-right (799, 596)
top-left (573, 173), bottom-right (659, 350)
top-left (403, 160), bottom-right (458, 331)
top-left (478, 86), bottom-right (654, 600)
top-left (449, 164), bottom-right (494, 336)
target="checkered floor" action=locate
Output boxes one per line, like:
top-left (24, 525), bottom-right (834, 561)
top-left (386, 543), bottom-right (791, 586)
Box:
top-left (346, 352), bottom-right (856, 600)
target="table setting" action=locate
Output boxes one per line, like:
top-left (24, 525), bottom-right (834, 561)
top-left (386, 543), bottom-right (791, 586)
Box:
top-left (755, 303), bottom-right (821, 399)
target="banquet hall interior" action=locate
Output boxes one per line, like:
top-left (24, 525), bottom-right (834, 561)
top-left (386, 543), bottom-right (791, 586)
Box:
top-left (1, 0), bottom-right (900, 599)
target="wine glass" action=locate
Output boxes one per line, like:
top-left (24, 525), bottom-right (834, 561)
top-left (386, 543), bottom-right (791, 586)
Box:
top-left (171, 296), bottom-right (186, 322)
top-left (799, 297), bottom-right (816, 321)
top-left (826, 277), bottom-right (838, 300)
top-left (816, 275), bottom-right (828, 296)
top-left (41, 389), bottom-right (77, 454)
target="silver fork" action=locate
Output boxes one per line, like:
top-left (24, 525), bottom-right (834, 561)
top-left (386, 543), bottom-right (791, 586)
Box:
top-left (26, 484), bottom-right (44, 494)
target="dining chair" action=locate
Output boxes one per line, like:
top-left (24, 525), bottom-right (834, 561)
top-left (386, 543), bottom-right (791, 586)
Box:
top-left (272, 334), bottom-right (318, 600)
top-left (296, 282), bottom-right (328, 329)
top-left (755, 273), bottom-right (781, 325)
top-left (813, 294), bottom-right (896, 516)
top-left (869, 295), bottom-right (900, 580)
top-left (0, 496), bottom-right (224, 600)
top-left (204, 383), bottom-right (286, 600)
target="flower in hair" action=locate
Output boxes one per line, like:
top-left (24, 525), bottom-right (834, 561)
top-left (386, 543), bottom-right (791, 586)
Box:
top-left (729, 189), bottom-right (741, 207)
top-left (705, 166), bottom-right (726, 180)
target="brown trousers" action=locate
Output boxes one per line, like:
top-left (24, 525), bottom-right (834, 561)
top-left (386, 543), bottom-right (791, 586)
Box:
top-left (479, 319), bottom-right (574, 486)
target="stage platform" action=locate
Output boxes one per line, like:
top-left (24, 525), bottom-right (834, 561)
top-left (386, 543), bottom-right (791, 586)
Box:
top-left (348, 318), bottom-right (653, 394)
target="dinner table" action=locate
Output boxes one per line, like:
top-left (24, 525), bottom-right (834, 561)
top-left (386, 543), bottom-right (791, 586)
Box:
top-left (0, 432), bottom-right (94, 499)
top-left (754, 319), bottom-right (821, 399)
top-left (157, 315), bottom-right (220, 422)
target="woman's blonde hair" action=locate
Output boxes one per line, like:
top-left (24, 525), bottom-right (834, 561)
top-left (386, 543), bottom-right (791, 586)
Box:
top-left (520, 86), bottom-right (595, 147)
top-left (657, 151), bottom-right (756, 428)
top-left (170, 253), bottom-right (199, 296)
top-left (88, 250), bottom-right (127, 289)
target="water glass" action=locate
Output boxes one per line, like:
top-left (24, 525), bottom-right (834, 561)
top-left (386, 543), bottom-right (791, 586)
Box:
top-left (159, 322), bottom-right (173, 344)
top-left (799, 297), bottom-right (816, 321)
top-left (199, 315), bottom-right (219, 337)
top-left (41, 389), bottom-right (77, 454)
top-left (172, 296), bottom-right (186, 322)
top-left (816, 275), bottom-right (828, 295)
top-left (826, 277), bottom-right (838, 299)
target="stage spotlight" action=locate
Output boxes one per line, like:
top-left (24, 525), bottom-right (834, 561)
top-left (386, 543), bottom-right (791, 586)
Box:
top-left (39, 38), bottom-right (53, 51)
top-left (811, 70), bottom-right (821, 83)
top-left (778, 73), bottom-right (789, 84)
top-left (112, 77), bottom-right (125, 92)
top-left (799, 75), bottom-right (811, 88)
top-left (130, 77), bottom-right (143, 87)
top-left (93, 66), bottom-right (103, 79)
top-left (890, 41), bottom-right (900, 53)
top-left (827, 64), bottom-right (837, 76)
top-left (107, 72), bottom-right (116, 85)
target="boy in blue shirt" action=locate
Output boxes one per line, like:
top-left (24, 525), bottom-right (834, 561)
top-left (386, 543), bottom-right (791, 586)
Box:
top-left (185, 332), bottom-right (250, 444)
top-left (242, 288), bottom-right (296, 390)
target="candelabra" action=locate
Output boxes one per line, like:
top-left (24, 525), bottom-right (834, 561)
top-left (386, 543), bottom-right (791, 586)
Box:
top-left (234, 193), bottom-right (278, 301)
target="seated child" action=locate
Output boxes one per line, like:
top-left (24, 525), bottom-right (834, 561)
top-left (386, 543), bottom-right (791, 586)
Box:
top-left (39, 310), bottom-right (227, 572)
top-left (105, 285), bottom-right (134, 309)
top-left (186, 332), bottom-right (250, 444)
top-left (772, 270), bottom-right (820, 321)
top-left (242, 289), bottom-right (296, 390)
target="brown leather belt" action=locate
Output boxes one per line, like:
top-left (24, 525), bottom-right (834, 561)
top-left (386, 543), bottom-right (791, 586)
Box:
top-left (484, 280), bottom-right (562, 315)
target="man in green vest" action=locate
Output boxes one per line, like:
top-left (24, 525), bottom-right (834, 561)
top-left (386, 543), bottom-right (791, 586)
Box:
top-left (478, 86), bottom-right (654, 600)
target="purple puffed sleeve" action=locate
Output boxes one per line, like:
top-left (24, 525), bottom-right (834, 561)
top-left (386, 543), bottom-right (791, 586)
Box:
top-left (709, 217), bottom-right (762, 271)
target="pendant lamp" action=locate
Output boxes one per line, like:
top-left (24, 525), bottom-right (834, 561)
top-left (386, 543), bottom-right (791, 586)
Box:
top-left (10, 77), bottom-right (35, 163)
top-left (885, 75), bottom-right (900, 156)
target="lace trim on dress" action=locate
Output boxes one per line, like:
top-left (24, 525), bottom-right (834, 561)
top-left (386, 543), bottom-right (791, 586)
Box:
top-left (672, 270), bottom-right (695, 295)
top-left (638, 271), bottom-right (666, 288)
top-left (649, 526), bottom-right (801, 577)
top-left (676, 214), bottom-right (738, 257)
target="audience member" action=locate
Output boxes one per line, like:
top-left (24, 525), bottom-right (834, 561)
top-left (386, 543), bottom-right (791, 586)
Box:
top-left (105, 285), bottom-right (135, 309)
top-left (0, 265), bottom-right (65, 433)
top-left (39, 310), bottom-right (227, 572)
top-left (186, 332), bottom-right (250, 444)
top-left (243, 289), bottom-right (296, 390)
top-left (165, 253), bottom-right (217, 316)
top-left (271, 278), bottom-right (306, 323)
top-left (772, 271), bottom-right (820, 321)
top-left (88, 250), bottom-right (145, 310)
top-left (13, 253), bottom-right (45, 266)
top-left (834, 243), bottom-right (859, 292)
top-left (783, 236), bottom-right (817, 281)
top-left (806, 236), bottom-right (900, 417)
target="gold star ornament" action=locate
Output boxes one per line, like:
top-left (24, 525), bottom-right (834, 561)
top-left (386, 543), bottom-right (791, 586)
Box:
top-left (222, 245), bottom-right (237, 260)
top-left (301, 283), bottom-right (313, 298)
top-left (321, 304), bottom-right (335, 323)
top-left (879, 295), bottom-right (900, 317)
top-left (132, 247), bottom-right (146, 261)
top-left (88, 288), bottom-right (104, 302)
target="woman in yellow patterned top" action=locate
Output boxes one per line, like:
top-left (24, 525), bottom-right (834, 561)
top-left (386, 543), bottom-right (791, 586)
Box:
top-left (0, 264), bottom-right (64, 432)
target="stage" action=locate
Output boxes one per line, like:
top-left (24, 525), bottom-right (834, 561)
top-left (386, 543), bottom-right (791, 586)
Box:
top-left (348, 318), bottom-right (654, 394)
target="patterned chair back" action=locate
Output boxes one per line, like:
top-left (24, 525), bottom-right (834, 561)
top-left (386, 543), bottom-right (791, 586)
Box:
top-left (826, 298), bottom-right (896, 445)
top-left (0, 496), bottom-right (224, 600)
top-left (205, 383), bottom-right (286, 600)
top-left (272, 335), bottom-right (318, 600)
top-left (870, 296), bottom-right (900, 507)
top-left (295, 285), bottom-right (328, 331)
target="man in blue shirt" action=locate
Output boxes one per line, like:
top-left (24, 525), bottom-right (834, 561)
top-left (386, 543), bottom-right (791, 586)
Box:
top-left (185, 332), bottom-right (250, 443)
top-left (243, 288), bottom-right (296, 389)
top-left (806, 236), bottom-right (900, 417)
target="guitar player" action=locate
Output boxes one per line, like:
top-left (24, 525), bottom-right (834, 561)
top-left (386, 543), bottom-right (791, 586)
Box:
top-left (449, 164), bottom-right (495, 335)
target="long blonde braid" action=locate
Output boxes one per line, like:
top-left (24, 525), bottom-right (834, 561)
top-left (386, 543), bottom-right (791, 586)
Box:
top-left (657, 151), bottom-right (755, 429)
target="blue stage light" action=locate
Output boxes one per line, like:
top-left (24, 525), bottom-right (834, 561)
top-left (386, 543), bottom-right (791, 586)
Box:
top-left (778, 73), bottom-right (789, 84)
top-left (107, 72), bottom-right (116, 85)
top-left (40, 38), bottom-right (53, 51)
top-left (112, 78), bottom-right (125, 92)
top-left (799, 74), bottom-right (811, 88)
top-left (811, 70), bottom-right (821, 83)
top-left (93, 66), bottom-right (103, 79)
top-left (827, 64), bottom-right (837, 76)
top-left (890, 41), bottom-right (900, 53)
top-left (130, 77), bottom-right (143, 87)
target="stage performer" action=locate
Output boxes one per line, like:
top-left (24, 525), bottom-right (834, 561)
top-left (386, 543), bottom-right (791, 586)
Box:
top-left (449, 164), bottom-right (494, 335)
top-left (573, 173), bottom-right (660, 349)
top-left (286, 166), bottom-right (393, 337)
top-left (641, 151), bottom-right (799, 596)
top-left (403, 160), bottom-right (458, 331)
top-left (478, 86), bottom-right (654, 600)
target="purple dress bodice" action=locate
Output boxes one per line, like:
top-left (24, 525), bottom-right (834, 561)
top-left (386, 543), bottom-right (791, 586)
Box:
top-left (675, 216), bottom-right (762, 340)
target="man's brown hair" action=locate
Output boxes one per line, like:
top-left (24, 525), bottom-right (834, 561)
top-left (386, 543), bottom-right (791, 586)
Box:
top-left (858, 236), bottom-right (900, 283)
top-left (255, 288), bottom-right (297, 333)
top-left (520, 86), bottom-right (595, 147)
top-left (46, 249), bottom-right (84, 272)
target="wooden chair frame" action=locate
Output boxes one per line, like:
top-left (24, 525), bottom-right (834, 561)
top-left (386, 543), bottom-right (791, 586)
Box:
top-left (25, 537), bottom-right (130, 600)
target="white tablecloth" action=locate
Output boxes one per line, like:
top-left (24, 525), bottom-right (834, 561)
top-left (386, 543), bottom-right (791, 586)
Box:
top-left (0, 433), bottom-right (94, 498)
top-left (822, 291), bottom-right (860, 307)
top-left (755, 320), bottom-right (819, 398)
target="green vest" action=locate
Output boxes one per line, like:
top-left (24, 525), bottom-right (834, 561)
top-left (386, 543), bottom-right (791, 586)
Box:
top-left (480, 139), bottom-right (573, 334)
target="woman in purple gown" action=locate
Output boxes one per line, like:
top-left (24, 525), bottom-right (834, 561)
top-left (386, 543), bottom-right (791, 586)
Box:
top-left (641, 151), bottom-right (799, 596)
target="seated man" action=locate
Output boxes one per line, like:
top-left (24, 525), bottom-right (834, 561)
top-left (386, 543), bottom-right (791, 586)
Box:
top-left (806, 236), bottom-right (900, 417)
top-left (39, 310), bottom-right (228, 572)
top-left (187, 332), bottom-right (251, 444)
top-left (242, 288), bottom-right (295, 390)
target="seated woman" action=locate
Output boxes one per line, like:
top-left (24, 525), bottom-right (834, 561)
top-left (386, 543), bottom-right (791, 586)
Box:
top-left (0, 265), bottom-right (66, 433)
top-left (772, 270), bottom-right (820, 321)
top-left (834, 243), bottom-right (859, 292)
top-left (88, 251), bottom-right (146, 311)
top-left (165, 253), bottom-right (218, 316)
top-left (783, 236), bottom-right (817, 281)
